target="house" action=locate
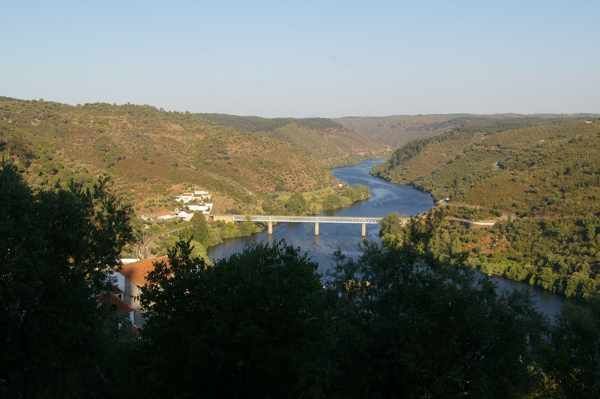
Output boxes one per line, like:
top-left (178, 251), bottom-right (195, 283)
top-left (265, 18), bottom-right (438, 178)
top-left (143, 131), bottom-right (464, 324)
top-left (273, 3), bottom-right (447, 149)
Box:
top-left (175, 190), bottom-right (212, 204)
top-left (158, 213), bottom-right (178, 221)
top-left (176, 210), bottom-right (194, 221)
top-left (175, 193), bottom-right (195, 204)
top-left (120, 256), bottom-right (168, 327)
top-left (98, 289), bottom-right (136, 326)
top-left (193, 190), bottom-right (211, 201)
top-left (101, 270), bottom-right (137, 327)
top-left (187, 202), bottom-right (213, 214)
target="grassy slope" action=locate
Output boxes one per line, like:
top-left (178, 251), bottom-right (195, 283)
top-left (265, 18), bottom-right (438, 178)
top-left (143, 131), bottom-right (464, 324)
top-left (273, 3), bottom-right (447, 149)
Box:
top-left (0, 97), bottom-right (380, 213)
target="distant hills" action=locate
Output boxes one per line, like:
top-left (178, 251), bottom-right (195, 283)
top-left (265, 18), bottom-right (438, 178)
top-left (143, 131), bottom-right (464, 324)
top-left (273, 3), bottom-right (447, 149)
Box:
top-left (375, 118), bottom-right (600, 217)
top-left (337, 113), bottom-right (599, 148)
top-left (0, 97), bottom-right (380, 213)
top-left (2, 95), bottom-right (597, 215)
top-left (198, 113), bottom-right (378, 167)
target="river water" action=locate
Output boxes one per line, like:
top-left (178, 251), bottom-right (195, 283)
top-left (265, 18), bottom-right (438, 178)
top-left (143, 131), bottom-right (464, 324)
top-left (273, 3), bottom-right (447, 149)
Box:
top-left (208, 159), bottom-right (564, 319)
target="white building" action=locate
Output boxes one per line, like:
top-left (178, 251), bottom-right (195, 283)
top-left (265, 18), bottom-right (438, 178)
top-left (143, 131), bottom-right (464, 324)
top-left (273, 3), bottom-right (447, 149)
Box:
top-left (175, 190), bottom-right (212, 204)
top-left (187, 202), bottom-right (213, 214)
top-left (176, 210), bottom-right (194, 221)
top-left (193, 190), bottom-right (211, 200)
top-left (175, 193), bottom-right (194, 204)
top-left (157, 213), bottom-right (178, 221)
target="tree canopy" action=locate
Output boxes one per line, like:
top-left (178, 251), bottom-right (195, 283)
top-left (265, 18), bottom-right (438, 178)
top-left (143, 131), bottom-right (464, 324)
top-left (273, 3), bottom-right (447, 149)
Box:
top-left (2, 162), bottom-right (600, 398)
top-left (0, 162), bottom-right (133, 398)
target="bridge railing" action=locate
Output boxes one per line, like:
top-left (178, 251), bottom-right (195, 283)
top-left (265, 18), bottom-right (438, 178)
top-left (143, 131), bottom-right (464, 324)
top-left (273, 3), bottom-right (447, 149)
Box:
top-left (217, 214), bottom-right (386, 224)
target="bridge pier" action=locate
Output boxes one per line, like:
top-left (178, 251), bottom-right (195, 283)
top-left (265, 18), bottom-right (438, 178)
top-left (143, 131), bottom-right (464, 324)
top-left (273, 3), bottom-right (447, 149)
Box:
top-left (215, 214), bottom-right (389, 237)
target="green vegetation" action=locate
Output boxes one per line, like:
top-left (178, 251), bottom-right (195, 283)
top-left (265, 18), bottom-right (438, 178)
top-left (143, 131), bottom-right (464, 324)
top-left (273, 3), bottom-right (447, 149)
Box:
top-left (381, 210), bottom-right (600, 299)
top-left (0, 97), bottom-right (381, 214)
top-left (0, 162), bottom-right (134, 398)
top-left (3, 163), bottom-right (600, 398)
top-left (376, 119), bottom-right (600, 299)
top-left (262, 184), bottom-right (369, 215)
top-left (126, 215), bottom-right (262, 261)
top-left (124, 184), bottom-right (369, 260)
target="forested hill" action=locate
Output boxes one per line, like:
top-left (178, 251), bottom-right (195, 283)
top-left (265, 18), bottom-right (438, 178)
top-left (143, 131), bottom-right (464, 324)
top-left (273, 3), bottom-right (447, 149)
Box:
top-left (376, 119), bottom-right (600, 217)
top-left (337, 113), bottom-right (598, 148)
top-left (199, 113), bottom-right (379, 166)
top-left (0, 97), bottom-right (381, 212)
top-left (376, 119), bottom-right (600, 298)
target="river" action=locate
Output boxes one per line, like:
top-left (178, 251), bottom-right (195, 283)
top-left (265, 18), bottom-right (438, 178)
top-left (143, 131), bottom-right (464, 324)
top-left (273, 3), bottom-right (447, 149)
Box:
top-left (208, 159), bottom-right (564, 319)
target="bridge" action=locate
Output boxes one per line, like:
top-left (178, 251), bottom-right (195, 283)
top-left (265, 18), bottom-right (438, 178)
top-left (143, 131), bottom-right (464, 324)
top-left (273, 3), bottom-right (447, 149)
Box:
top-left (212, 214), bottom-right (406, 237)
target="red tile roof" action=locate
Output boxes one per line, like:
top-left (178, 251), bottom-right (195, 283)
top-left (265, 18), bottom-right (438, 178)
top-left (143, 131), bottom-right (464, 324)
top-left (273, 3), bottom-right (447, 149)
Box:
top-left (120, 256), bottom-right (168, 286)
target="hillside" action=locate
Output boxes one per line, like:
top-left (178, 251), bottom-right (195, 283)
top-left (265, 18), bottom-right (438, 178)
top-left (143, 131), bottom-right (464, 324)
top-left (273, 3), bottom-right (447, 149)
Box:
top-left (376, 119), bottom-right (600, 298)
top-left (337, 114), bottom-right (595, 149)
top-left (0, 97), bottom-right (381, 213)
top-left (376, 119), bottom-right (600, 217)
top-left (201, 113), bottom-right (379, 166)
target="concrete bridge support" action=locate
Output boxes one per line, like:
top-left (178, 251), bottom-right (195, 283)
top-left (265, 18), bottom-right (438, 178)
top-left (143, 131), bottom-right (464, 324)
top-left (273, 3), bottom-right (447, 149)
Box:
top-left (215, 214), bottom-right (388, 237)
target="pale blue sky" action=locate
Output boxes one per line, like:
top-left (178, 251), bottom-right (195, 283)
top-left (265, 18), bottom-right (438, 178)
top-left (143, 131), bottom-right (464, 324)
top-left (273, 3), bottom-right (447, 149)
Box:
top-left (2, 1), bottom-right (599, 116)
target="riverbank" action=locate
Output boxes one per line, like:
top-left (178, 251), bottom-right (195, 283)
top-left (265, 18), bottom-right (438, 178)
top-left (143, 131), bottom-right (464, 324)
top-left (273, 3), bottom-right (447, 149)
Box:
top-left (124, 172), bottom-right (373, 263)
top-left (208, 159), bottom-right (434, 268)
top-left (209, 159), bottom-right (565, 318)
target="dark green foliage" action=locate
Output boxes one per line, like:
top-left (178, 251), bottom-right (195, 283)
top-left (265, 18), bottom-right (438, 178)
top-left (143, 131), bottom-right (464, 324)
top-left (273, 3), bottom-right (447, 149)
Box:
top-left (376, 120), bottom-right (600, 299)
top-left (2, 161), bottom-right (599, 398)
top-left (0, 162), bottom-right (134, 398)
top-left (380, 210), bottom-right (600, 299)
top-left (126, 236), bottom-right (558, 398)
top-left (327, 243), bottom-right (547, 398)
top-left (542, 297), bottom-right (600, 398)
top-left (133, 240), bottom-right (333, 398)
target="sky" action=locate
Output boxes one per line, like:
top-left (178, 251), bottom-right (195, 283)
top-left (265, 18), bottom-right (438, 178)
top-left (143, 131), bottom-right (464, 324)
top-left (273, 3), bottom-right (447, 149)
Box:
top-left (2, 1), bottom-right (599, 117)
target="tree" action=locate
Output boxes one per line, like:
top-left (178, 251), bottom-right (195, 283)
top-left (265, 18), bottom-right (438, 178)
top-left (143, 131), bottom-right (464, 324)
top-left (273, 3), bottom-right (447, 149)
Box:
top-left (133, 240), bottom-right (334, 398)
top-left (323, 193), bottom-right (341, 210)
top-left (0, 162), bottom-right (133, 399)
top-left (188, 213), bottom-right (209, 244)
top-left (327, 242), bottom-right (546, 398)
top-left (543, 297), bottom-right (600, 398)
top-left (131, 221), bottom-right (153, 259)
top-left (378, 213), bottom-right (405, 248)
top-left (285, 193), bottom-right (308, 215)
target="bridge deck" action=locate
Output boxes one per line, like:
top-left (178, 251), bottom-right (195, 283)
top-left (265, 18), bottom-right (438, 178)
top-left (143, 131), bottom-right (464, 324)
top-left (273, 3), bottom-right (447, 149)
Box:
top-left (215, 214), bottom-right (387, 224)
